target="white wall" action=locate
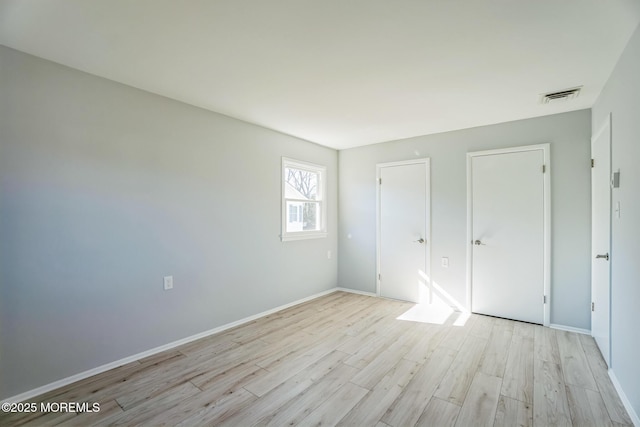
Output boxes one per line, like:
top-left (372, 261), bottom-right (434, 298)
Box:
top-left (592, 23), bottom-right (640, 421)
top-left (338, 110), bottom-right (592, 329)
top-left (0, 46), bottom-right (338, 400)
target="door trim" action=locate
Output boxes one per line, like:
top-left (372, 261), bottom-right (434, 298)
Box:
top-left (466, 144), bottom-right (551, 326)
top-left (591, 113), bottom-right (612, 366)
top-left (376, 158), bottom-right (431, 299)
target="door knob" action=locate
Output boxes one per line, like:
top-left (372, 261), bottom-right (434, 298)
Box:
top-left (414, 238), bottom-right (425, 244)
top-left (474, 240), bottom-right (485, 246)
top-left (595, 253), bottom-right (609, 261)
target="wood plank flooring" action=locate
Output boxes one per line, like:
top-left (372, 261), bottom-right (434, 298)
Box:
top-left (0, 291), bottom-right (633, 426)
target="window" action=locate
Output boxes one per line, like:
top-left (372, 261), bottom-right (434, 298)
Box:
top-left (282, 157), bottom-right (327, 241)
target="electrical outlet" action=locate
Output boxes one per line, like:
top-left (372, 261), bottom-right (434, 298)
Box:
top-left (327, 250), bottom-right (332, 259)
top-left (163, 276), bottom-right (173, 290)
top-left (441, 257), bottom-right (449, 268)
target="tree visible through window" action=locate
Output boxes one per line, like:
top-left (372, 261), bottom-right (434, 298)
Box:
top-left (282, 158), bottom-right (327, 241)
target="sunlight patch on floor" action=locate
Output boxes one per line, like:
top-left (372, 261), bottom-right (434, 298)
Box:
top-left (453, 311), bottom-right (471, 326)
top-left (393, 269), bottom-right (471, 325)
top-left (396, 294), bottom-right (453, 325)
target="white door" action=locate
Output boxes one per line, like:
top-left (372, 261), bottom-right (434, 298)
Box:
top-left (378, 160), bottom-right (430, 303)
top-left (469, 146), bottom-right (548, 324)
top-left (591, 115), bottom-right (611, 367)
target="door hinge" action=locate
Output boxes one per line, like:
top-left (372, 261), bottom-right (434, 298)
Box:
top-left (542, 164), bottom-right (546, 173)
top-left (543, 295), bottom-right (547, 304)
top-left (378, 178), bottom-right (382, 185)
top-left (592, 302), bottom-right (595, 312)
top-left (378, 273), bottom-right (381, 280)
top-left (591, 159), bottom-right (595, 168)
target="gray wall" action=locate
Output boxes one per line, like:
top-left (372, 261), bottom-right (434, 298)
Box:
top-left (0, 46), bottom-right (338, 399)
top-left (592, 23), bottom-right (640, 420)
top-left (338, 110), bottom-right (592, 330)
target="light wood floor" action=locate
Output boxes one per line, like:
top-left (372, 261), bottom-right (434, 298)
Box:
top-left (1, 291), bottom-right (633, 426)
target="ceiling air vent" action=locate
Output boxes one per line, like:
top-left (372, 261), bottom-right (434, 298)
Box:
top-left (540, 86), bottom-right (582, 104)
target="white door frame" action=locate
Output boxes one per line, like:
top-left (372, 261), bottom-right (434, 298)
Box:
top-left (376, 158), bottom-right (431, 299)
top-left (591, 114), bottom-right (612, 366)
top-left (466, 144), bottom-right (551, 326)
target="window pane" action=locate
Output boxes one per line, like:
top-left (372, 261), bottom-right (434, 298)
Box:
top-left (288, 204), bottom-right (298, 222)
top-left (286, 201), bottom-right (304, 232)
top-left (302, 202), bottom-right (320, 231)
top-left (284, 167), bottom-right (318, 200)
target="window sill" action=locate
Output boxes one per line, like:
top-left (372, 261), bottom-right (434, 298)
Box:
top-left (281, 231), bottom-right (328, 242)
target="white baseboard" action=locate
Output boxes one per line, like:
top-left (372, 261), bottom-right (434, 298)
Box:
top-left (609, 369), bottom-right (640, 426)
top-left (549, 323), bottom-right (591, 335)
top-left (336, 287), bottom-right (377, 297)
top-left (2, 287), bottom-right (339, 404)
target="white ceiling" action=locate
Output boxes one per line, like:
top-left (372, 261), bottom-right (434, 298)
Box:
top-left (1, 1), bottom-right (639, 149)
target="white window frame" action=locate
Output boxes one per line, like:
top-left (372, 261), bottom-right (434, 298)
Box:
top-left (281, 157), bottom-right (327, 241)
